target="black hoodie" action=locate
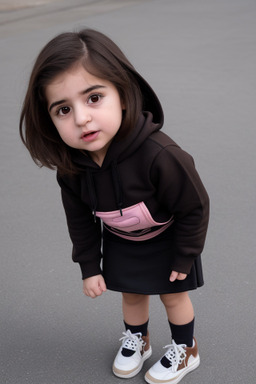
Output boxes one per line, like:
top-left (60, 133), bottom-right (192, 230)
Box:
top-left (57, 77), bottom-right (209, 280)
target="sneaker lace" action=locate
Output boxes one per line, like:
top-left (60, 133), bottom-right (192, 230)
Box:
top-left (163, 340), bottom-right (187, 372)
top-left (119, 330), bottom-right (145, 351)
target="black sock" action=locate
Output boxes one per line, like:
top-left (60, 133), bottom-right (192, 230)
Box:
top-left (168, 318), bottom-right (195, 347)
top-left (123, 319), bottom-right (149, 336)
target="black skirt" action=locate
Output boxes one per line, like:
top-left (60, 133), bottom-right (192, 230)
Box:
top-left (102, 225), bottom-right (204, 295)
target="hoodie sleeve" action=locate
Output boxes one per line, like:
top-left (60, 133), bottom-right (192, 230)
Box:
top-left (57, 172), bottom-right (102, 279)
top-left (151, 146), bottom-right (210, 274)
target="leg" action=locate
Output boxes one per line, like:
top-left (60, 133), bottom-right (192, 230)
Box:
top-left (145, 292), bottom-right (199, 384)
top-left (113, 293), bottom-right (151, 378)
top-left (122, 292), bottom-right (150, 325)
top-left (160, 291), bottom-right (194, 347)
top-left (160, 291), bottom-right (194, 325)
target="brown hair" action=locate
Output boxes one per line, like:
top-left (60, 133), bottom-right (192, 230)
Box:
top-left (19, 29), bottom-right (144, 174)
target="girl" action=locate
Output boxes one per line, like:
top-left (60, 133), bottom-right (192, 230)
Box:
top-left (19, 29), bottom-right (209, 384)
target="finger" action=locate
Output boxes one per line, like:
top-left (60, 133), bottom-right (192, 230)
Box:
top-left (90, 285), bottom-right (104, 298)
top-left (88, 289), bottom-right (97, 298)
top-left (84, 289), bottom-right (93, 297)
top-left (177, 273), bottom-right (187, 281)
top-left (99, 279), bottom-right (107, 292)
top-left (83, 287), bottom-right (96, 298)
top-left (169, 271), bottom-right (178, 282)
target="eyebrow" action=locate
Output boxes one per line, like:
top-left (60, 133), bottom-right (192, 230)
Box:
top-left (48, 85), bottom-right (106, 112)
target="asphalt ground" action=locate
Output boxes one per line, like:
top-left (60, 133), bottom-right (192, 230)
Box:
top-left (1, 0), bottom-right (255, 383)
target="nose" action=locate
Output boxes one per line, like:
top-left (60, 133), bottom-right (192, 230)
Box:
top-left (74, 105), bottom-right (92, 126)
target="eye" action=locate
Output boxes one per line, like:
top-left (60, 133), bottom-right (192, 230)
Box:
top-left (57, 106), bottom-right (70, 116)
top-left (88, 94), bottom-right (102, 104)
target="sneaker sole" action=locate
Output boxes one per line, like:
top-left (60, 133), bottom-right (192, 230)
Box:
top-left (113, 346), bottom-right (152, 379)
top-left (144, 354), bottom-right (200, 384)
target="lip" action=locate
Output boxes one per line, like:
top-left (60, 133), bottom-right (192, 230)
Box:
top-left (81, 130), bottom-right (100, 142)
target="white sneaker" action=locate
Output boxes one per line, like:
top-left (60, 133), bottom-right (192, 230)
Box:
top-left (145, 338), bottom-right (200, 384)
top-left (113, 329), bottom-right (152, 378)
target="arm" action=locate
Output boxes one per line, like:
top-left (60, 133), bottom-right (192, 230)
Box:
top-left (57, 172), bottom-right (103, 280)
top-left (151, 146), bottom-right (210, 274)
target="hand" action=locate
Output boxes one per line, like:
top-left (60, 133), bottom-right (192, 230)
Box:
top-left (83, 274), bottom-right (107, 298)
top-left (169, 271), bottom-right (187, 282)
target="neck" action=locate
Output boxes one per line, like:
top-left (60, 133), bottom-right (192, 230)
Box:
top-left (89, 152), bottom-right (104, 167)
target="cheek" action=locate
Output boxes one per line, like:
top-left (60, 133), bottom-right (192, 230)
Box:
top-left (53, 124), bottom-right (74, 146)
top-left (59, 132), bottom-right (74, 146)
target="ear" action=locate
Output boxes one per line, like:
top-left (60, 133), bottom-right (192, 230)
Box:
top-left (121, 101), bottom-right (126, 110)
top-left (119, 95), bottom-right (125, 110)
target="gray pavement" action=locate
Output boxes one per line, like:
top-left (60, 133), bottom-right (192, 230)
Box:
top-left (1, 0), bottom-right (256, 383)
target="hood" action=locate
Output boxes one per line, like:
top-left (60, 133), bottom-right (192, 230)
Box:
top-left (135, 69), bottom-right (164, 127)
top-left (71, 71), bottom-right (164, 170)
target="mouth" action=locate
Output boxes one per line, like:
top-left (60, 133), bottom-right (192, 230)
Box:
top-left (81, 131), bottom-right (100, 142)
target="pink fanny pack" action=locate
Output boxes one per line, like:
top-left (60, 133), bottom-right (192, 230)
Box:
top-left (96, 202), bottom-right (173, 241)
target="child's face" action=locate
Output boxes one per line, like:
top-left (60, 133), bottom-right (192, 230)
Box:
top-left (46, 64), bottom-right (124, 166)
